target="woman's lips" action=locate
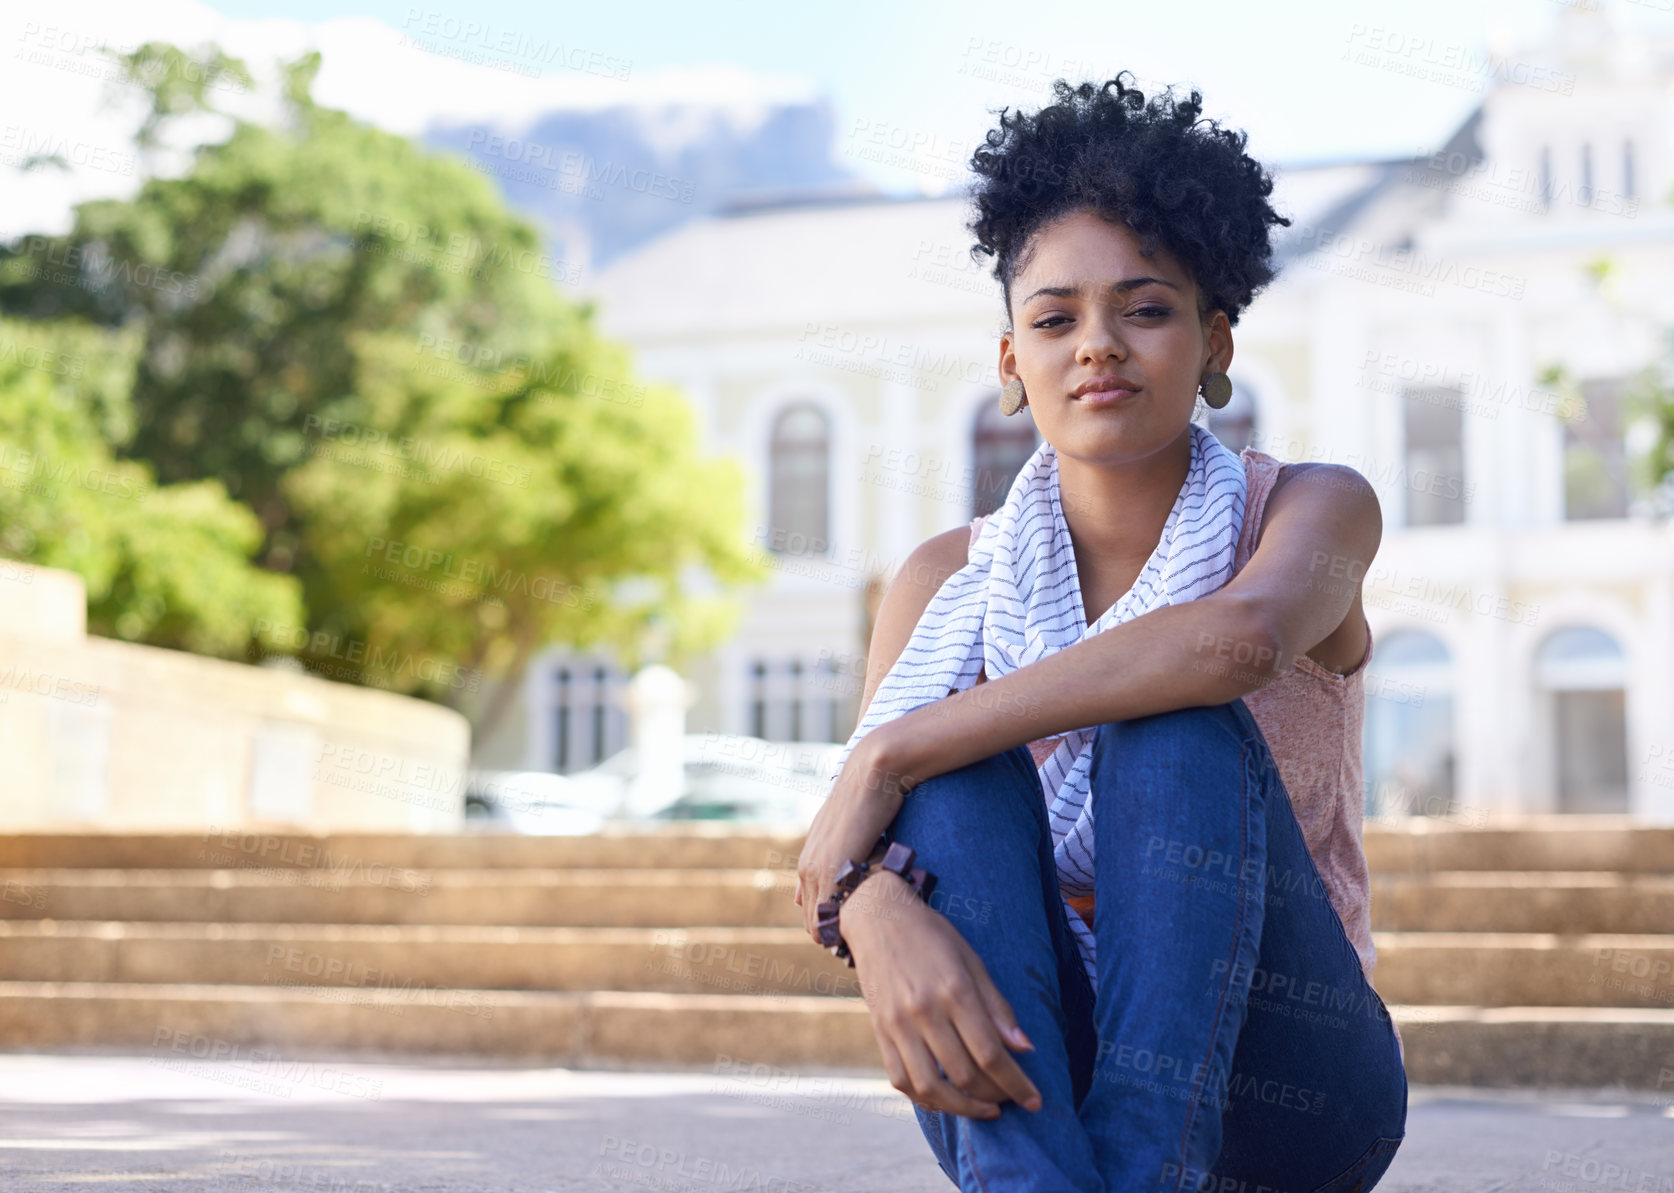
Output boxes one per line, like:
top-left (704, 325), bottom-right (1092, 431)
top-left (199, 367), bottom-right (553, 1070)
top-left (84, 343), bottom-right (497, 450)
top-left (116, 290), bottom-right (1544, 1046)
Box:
top-left (1071, 386), bottom-right (1140, 406)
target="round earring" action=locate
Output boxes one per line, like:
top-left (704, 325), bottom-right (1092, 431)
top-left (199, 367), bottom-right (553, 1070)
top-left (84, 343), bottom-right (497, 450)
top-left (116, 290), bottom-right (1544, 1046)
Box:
top-left (999, 378), bottom-right (1027, 416)
top-left (1199, 371), bottom-right (1233, 410)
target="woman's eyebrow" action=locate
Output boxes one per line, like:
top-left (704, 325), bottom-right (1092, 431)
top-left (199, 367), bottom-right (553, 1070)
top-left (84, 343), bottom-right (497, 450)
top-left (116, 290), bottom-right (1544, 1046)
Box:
top-left (1020, 277), bottom-right (1181, 305)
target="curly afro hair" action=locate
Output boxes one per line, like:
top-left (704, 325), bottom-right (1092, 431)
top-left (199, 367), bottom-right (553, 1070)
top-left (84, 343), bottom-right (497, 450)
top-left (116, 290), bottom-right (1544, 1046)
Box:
top-left (967, 72), bottom-right (1290, 328)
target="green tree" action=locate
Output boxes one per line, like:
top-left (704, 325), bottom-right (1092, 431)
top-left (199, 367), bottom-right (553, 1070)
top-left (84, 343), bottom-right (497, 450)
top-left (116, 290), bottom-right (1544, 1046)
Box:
top-left (285, 329), bottom-right (761, 728)
top-left (0, 42), bottom-right (767, 732)
top-left (0, 316), bottom-right (303, 653)
top-left (1, 46), bottom-right (565, 540)
top-left (1542, 245), bottom-right (1674, 518)
top-left (1622, 330), bottom-right (1674, 517)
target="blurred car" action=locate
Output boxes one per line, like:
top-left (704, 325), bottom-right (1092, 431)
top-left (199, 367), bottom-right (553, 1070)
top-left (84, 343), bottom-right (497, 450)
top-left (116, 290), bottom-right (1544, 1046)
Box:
top-left (643, 735), bottom-right (844, 827)
top-left (463, 770), bottom-right (613, 835)
top-left (464, 735), bottom-right (845, 833)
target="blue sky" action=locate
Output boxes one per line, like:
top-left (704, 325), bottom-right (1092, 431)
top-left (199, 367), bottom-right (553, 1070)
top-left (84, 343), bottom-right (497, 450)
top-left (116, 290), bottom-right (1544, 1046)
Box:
top-left (189, 0), bottom-right (1674, 174)
top-left (5, 0), bottom-right (1669, 241)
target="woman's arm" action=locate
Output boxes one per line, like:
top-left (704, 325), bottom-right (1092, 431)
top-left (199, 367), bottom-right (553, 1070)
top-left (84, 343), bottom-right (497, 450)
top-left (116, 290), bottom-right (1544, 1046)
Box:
top-left (794, 525), bottom-right (972, 929)
top-left (864, 462), bottom-right (1382, 794)
top-left (799, 525), bottom-right (1045, 1120)
top-left (793, 466), bottom-right (1379, 1116)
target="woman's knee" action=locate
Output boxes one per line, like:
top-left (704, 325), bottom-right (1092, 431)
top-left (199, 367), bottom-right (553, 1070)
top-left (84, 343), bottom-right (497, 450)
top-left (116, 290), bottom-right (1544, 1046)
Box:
top-left (886, 745), bottom-right (1051, 876)
top-left (898, 744), bottom-right (1046, 825)
top-left (1092, 700), bottom-right (1251, 769)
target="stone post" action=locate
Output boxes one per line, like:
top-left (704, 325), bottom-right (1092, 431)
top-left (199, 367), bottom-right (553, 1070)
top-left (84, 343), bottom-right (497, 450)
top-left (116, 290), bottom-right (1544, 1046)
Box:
top-left (622, 664), bottom-right (695, 818)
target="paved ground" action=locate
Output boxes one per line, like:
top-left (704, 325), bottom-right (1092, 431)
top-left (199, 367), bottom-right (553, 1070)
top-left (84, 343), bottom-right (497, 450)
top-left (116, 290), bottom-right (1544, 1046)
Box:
top-left (0, 1054), bottom-right (1670, 1191)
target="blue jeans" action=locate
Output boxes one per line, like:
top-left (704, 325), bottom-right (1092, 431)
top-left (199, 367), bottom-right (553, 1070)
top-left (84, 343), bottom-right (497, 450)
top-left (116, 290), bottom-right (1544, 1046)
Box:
top-left (888, 699), bottom-right (1407, 1193)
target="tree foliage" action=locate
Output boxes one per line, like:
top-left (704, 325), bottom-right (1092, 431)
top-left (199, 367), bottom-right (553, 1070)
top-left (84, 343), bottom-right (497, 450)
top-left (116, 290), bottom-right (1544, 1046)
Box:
top-left (0, 42), bottom-right (767, 727)
top-left (0, 316), bottom-right (303, 653)
top-left (1623, 330), bottom-right (1674, 517)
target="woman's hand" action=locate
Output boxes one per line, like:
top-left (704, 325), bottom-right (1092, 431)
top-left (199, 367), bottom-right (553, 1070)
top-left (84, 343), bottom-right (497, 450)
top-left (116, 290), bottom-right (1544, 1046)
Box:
top-left (795, 732), bottom-right (915, 941)
top-left (842, 871), bottom-right (1043, 1119)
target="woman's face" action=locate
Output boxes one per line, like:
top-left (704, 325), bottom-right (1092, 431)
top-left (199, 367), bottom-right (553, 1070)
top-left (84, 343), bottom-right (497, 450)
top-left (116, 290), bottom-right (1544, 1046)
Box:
top-left (999, 208), bottom-right (1232, 467)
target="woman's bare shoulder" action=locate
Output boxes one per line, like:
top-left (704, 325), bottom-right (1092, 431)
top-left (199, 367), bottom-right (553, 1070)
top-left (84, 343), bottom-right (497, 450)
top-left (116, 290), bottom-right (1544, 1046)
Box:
top-left (1244, 459), bottom-right (1380, 676)
top-left (880, 526), bottom-right (976, 630)
top-left (857, 526), bottom-right (976, 714)
top-left (1257, 459), bottom-right (1381, 559)
top-left (1271, 459), bottom-right (1378, 503)
top-left (912, 524), bottom-right (978, 576)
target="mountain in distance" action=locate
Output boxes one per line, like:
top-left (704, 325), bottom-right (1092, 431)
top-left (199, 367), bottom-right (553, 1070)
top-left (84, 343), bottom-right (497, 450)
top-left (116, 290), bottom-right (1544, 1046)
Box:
top-left (423, 98), bottom-right (879, 274)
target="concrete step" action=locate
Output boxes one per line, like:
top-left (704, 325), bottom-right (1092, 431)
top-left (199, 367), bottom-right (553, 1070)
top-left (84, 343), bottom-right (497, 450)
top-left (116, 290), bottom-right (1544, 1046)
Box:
top-left (6, 867), bottom-right (1667, 935)
top-left (0, 868), bottom-right (805, 927)
top-left (3, 923), bottom-right (1672, 1009)
top-left (2, 818), bottom-right (1670, 874)
top-left (2, 981), bottom-right (1670, 1088)
top-left (1371, 872), bottom-right (1674, 934)
top-left (0, 981), bottom-right (880, 1072)
top-left (1362, 818), bottom-right (1674, 874)
top-left (0, 830), bottom-right (806, 872)
top-left (1388, 1004), bottom-right (1674, 1088)
top-left (0, 922), bottom-right (860, 999)
top-left (2, 822), bottom-right (1667, 1090)
top-left (1371, 933), bottom-right (1674, 1009)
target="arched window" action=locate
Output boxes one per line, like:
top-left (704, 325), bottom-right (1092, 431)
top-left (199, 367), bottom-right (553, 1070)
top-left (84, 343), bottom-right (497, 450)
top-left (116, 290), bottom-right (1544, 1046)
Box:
top-left (1539, 145), bottom-right (1554, 211)
top-left (1623, 139), bottom-right (1636, 202)
top-left (1536, 626), bottom-right (1628, 813)
top-left (1579, 142), bottom-right (1594, 207)
top-left (1204, 377), bottom-right (1260, 455)
top-left (768, 403), bottom-right (830, 556)
top-left (1362, 631), bottom-right (1455, 817)
top-left (970, 397), bottom-right (1040, 518)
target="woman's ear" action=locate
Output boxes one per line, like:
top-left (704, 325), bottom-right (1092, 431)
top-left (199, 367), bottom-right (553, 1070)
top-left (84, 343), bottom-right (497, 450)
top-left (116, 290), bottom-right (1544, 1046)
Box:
top-left (1205, 308), bottom-right (1234, 375)
top-left (997, 331), bottom-right (1019, 389)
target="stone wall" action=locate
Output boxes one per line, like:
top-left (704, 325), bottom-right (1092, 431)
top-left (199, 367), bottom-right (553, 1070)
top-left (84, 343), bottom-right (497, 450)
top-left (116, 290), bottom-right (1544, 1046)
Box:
top-left (0, 563), bottom-right (470, 831)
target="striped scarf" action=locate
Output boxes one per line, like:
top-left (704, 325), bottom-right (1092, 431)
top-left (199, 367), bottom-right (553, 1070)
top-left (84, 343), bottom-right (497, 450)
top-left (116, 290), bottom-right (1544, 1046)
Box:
top-left (829, 421), bottom-right (1248, 990)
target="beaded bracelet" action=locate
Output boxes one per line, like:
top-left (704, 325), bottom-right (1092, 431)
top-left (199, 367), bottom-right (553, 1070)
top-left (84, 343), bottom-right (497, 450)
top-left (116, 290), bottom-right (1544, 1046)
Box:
top-left (814, 835), bottom-right (939, 967)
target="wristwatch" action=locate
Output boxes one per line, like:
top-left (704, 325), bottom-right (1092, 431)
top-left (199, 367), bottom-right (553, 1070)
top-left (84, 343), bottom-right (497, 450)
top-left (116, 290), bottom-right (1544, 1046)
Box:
top-left (814, 836), bottom-right (939, 966)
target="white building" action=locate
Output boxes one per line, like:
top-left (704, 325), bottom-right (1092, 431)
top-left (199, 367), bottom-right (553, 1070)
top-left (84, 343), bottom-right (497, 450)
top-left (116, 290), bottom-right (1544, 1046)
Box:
top-left (480, 4), bottom-right (1674, 822)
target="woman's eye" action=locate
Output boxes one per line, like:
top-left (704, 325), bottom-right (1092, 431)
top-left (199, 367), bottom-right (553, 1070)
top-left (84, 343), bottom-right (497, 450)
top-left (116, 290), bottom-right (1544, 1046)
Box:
top-left (1031, 305), bottom-right (1169, 329)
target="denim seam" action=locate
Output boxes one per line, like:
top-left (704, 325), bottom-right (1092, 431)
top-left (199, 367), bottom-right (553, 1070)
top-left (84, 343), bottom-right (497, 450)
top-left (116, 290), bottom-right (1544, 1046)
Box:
top-left (1249, 732), bottom-right (1408, 1131)
top-left (957, 1114), bottom-right (994, 1193)
top-left (1239, 704), bottom-right (1410, 1155)
top-left (1177, 703), bottom-right (1254, 758)
top-left (1306, 1131), bottom-right (1404, 1193)
top-left (1170, 734), bottom-right (1257, 1193)
top-left (1001, 743), bottom-right (1049, 854)
top-left (939, 748), bottom-right (1049, 1193)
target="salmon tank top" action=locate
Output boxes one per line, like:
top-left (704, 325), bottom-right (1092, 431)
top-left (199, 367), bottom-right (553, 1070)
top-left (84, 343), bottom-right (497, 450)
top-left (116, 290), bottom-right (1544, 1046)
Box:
top-left (964, 447), bottom-right (1378, 982)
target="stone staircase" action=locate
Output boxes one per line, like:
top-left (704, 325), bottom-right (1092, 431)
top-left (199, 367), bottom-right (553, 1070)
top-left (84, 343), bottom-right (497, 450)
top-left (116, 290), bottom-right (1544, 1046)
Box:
top-left (0, 819), bottom-right (1670, 1087)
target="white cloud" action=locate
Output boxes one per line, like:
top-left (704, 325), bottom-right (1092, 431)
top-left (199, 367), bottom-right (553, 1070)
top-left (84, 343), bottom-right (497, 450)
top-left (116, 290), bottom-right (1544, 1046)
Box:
top-left (0, 0), bottom-right (822, 240)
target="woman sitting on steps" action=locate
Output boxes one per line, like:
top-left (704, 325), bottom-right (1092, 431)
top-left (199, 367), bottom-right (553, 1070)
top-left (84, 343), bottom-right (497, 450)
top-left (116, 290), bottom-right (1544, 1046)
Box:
top-left (795, 72), bottom-right (1407, 1193)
